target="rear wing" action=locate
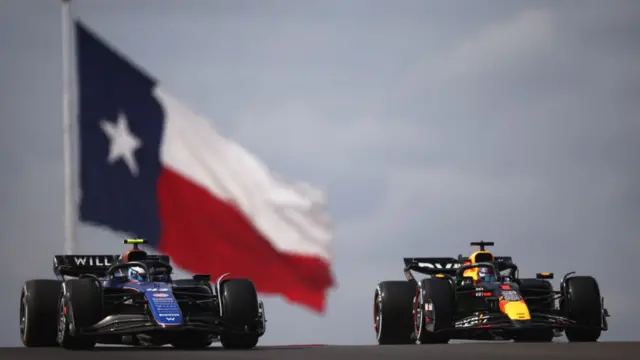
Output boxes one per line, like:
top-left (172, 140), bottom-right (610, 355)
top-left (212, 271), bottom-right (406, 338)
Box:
top-left (53, 254), bottom-right (171, 278)
top-left (403, 257), bottom-right (463, 276)
top-left (403, 255), bottom-right (516, 279)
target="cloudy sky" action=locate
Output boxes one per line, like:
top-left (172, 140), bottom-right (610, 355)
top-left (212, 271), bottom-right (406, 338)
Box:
top-left (1, 0), bottom-right (639, 347)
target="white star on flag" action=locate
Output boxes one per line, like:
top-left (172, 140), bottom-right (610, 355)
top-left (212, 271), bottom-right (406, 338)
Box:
top-left (100, 112), bottom-right (143, 176)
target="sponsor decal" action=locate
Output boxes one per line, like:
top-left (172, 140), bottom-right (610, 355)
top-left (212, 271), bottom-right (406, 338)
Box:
top-left (455, 316), bottom-right (488, 328)
top-left (73, 256), bottom-right (115, 267)
top-left (152, 293), bottom-right (169, 297)
top-left (159, 314), bottom-right (180, 317)
top-left (151, 298), bottom-right (175, 303)
top-left (147, 288), bottom-right (169, 292)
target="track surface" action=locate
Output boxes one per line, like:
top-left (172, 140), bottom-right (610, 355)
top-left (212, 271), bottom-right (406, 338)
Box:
top-left (3, 342), bottom-right (638, 360)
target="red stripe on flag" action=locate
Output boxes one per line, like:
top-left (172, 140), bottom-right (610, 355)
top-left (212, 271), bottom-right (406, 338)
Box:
top-left (156, 167), bottom-right (334, 312)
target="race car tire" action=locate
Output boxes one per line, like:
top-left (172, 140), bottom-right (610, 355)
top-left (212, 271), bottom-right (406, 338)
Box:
top-left (373, 281), bottom-right (416, 345)
top-left (218, 278), bottom-right (261, 349)
top-left (19, 279), bottom-right (63, 347)
top-left (171, 332), bottom-right (213, 349)
top-left (415, 278), bottom-right (453, 344)
top-left (561, 276), bottom-right (602, 342)
top-left (57, 279), bottom-right (101, 350)
top-left (514, 279), bottom-right (554, 343)
top-left (220, 333), bottom-right (260, 350)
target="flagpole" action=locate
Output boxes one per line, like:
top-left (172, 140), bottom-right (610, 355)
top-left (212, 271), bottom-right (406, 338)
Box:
top-left (61, 0), bottom-right (76, 255)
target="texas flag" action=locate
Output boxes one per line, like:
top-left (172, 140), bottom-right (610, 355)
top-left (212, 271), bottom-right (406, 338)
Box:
top-left (75, 21), bottom-right (334, 312)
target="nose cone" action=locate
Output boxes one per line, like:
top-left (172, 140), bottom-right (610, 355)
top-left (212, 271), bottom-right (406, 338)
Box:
top-left (500, 300), bottom-right (531, 321)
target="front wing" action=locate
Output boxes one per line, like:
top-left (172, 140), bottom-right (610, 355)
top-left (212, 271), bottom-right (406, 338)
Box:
top-left (75, 305), bottom-right (266, 337)
top-left (444, 312), bottom-right (601, 332)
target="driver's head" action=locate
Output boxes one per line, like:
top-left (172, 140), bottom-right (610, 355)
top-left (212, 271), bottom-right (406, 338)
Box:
top-left (128, 266), bottom-right (147, 282)
top-left (478, 266), bottom-right (497, 283)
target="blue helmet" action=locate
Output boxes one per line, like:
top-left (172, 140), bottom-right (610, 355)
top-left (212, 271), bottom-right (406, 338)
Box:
top-left (128, 266), bottom-right (147, 282)
top-left (478, 266), bottom-right (497, 283)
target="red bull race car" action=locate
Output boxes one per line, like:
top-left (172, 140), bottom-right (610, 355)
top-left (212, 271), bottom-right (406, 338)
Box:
top-left (373, 241), bottom-right (610, 344)
top-left (19, 239), bottom-right (266, 350)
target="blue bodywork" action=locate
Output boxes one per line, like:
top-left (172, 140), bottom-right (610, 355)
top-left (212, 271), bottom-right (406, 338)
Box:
top-left (50, 250), bottom-right (267, 347)
top-left (104, 279), bottom-right (183, 327)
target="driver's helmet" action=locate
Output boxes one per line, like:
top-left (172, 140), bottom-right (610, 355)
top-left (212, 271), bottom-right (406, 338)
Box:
top-left (477, 266), bottom-right (497, 283)
top-left (128, 266), bottom-right (147, 282)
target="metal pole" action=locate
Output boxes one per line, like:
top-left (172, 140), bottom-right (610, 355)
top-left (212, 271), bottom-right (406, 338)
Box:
top-left (61, 0), bottom-right (76, 254)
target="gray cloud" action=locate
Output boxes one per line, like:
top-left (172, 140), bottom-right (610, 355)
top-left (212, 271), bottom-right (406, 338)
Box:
top-left (1, 0), bottom-right (639, 346)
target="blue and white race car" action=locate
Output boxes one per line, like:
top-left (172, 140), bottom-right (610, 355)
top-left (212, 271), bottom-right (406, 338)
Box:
top-left (20, 239), bottom-right (266, 350)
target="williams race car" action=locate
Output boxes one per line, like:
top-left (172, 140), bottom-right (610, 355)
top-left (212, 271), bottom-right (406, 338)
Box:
top-left (373, 241), bottom-right (609, 344)
top-left (20, 239), bottom-right (266, 350)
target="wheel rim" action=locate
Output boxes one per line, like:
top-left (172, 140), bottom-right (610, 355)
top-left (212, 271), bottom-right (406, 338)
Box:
top-left (413, 293), bottom-right (421, 336)
top-left (56, 299), bottom-right (66, 344)
top-left (19, 291), bottom-right (27, 343)
top-left (374, 294), bottom-right (383, 339)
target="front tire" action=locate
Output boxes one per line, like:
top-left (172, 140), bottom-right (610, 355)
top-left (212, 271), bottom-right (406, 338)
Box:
top-left (218, 279), bottom-right (261, 350)
top-left (414, 278), bottom-right (453, 344)
top-left (373, 281), bottom-right (416, 345)
top-left (20, 280), bottom-right (62, 347)
top-left (562, 276), bottom-right (603, 342)
top-left (57, 279), bottom-right (101, 350)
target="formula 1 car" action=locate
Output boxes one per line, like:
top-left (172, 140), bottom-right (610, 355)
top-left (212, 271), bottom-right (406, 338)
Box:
top-left (373, 241), bottom-right (610, 344)
top-left (19, 239), bottom-right (266, 350)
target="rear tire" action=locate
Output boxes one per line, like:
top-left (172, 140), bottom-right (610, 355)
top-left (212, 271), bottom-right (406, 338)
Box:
top-left (415, 278), bottom-right (453, 344)
top-left (218, 279), bottom-right (261, 350)
top-left (57, 279), bottom-right (101, 350)
top-left (20, 280), bottom-right (62, 347)
top-left (561, 276), bottom-right (602, 342)
top-left (373, 281), bottom-right (416, 345)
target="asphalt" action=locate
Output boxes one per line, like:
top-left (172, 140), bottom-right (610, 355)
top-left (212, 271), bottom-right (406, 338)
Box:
top-left (2, 342), bottom-right (637, 360)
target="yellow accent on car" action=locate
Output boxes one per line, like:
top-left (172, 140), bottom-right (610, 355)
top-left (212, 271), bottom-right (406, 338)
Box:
top-left (468, 250), bottom-right (494, 264)
top-left (124, 238), bottom-right (145, 244)
top-left (502, 301), bottom-right (531, 321)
